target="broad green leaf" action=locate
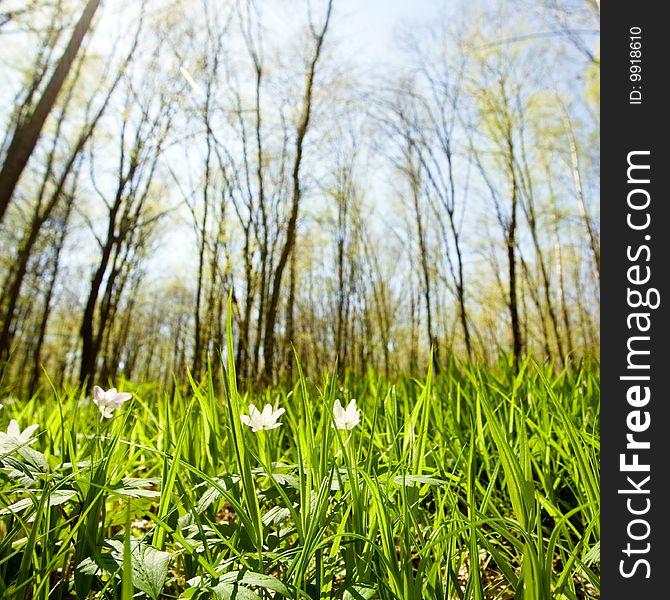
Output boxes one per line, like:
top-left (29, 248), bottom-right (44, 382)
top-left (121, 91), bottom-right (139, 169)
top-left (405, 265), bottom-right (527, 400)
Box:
top-left (220, 570), bottom-right (290, 596)
top-left (344, 584), bottom-right (377, 599)
top-left (0, 489), bottom-right (77, 515)
top-left (391, 474), bottom-right (445, 487)
top-left (131, 542), bottom-right (170, 600)
top-left (211, 583), bottom-right (261, 600)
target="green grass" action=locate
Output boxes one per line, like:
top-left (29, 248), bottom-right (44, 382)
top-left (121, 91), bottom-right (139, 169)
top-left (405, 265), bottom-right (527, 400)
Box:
top-left (0, 352), bottom-right (599, 599)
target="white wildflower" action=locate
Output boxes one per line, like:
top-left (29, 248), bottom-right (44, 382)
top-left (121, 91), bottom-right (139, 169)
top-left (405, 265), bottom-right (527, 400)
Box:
top-left (333, 399), bottom-right (360, 430)
top-left (93, 386), bottom-right (132, 419)
top-left (240, 403), bottom-right (285, 432)
top-left (0, 419), bottom-right (39, 454)
top-left (131, 518), bottom-right (153, 531)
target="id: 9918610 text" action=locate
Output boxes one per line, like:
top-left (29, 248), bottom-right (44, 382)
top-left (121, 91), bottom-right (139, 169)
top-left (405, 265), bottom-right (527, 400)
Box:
top-left (629, 26), bottom-right (642, 105)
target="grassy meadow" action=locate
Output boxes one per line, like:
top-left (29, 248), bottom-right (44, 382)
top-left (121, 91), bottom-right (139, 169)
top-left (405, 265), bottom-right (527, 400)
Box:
top-left (0, 337), bottom-right (600, 599)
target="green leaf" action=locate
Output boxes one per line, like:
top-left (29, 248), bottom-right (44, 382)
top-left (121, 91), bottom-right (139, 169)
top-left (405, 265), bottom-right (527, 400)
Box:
top-left (123, 501), bottom-right (134, 600)
top-left (583, 541), bottom-right (600, 566)
top-left (211, 583), bottom-right (261, 600)
top-left (0, 489), bottom-right (77, 515)
top-left (344, 584), bottom-right (377, 600)
top-left (220, 570), bottom-right (290, 596)
top-left (131, 542), bottom-right (170, 600)
top-left (102, 539), bottom-right (170, 600)
top-left (261, 505), bottom-right (291, 526)
top-left (109, 478), bottom-right (162, 499)
top-left (18, 447), bottom-right (49, 471)
top-left (194, 475), bottom-right (238, 512)
top-left (254, 470), bottom-right (300, 489)
top-left (77, 553), bottom-right (121, 576)
top-left (111, 487), bottom-right (161, 499)
top-left (391, 474), bottom-right (445, 487)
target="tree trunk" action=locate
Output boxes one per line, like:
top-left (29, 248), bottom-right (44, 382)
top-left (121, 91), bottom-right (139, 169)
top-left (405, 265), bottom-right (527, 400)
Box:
top-left (410, 153), bottom-right (440, 375)
top-left (285, 247), bottom-right (296, 378)
top-left (507, 181), bottom-right (522, 372)
top-left (262, 0), bottom-right (332, 384)
top-left (0, 152), bottom-right (84, 364)
top-left (0, 0), bottom-right (101, 224)
top-left (79, 221), bottom-right (117, 388)
top-left (27, 202), bottom-right (73, 398)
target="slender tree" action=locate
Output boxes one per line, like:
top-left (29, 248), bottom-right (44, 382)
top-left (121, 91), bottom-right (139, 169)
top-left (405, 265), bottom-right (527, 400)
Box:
top-left (0, 0), bottom-right (101, 224)
top-left (262, 0), bottom-right (333, 384)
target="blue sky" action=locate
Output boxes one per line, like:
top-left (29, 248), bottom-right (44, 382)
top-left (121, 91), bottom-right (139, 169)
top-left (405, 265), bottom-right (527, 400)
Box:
top-left (334, 0), bottom-right (440, 63)
top-left (255, 0), bottom-right (443, 69)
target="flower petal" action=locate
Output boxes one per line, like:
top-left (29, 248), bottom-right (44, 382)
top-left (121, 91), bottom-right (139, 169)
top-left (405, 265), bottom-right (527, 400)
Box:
top-left (93, 386), bottom-right (105, 405)
top-left (7, 419), bottom-right (20, 437)
top-left (107, 393), bottom-right (131, 408)
top-left (20, 423), bottom-right (39, 441)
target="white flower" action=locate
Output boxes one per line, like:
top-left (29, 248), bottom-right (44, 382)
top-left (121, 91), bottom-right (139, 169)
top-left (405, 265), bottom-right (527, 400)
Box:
top-left (240, 403), bottom-right (285, 432)
top-left (131, 518), bottom-right (153, 531)
top-left (93, 386), bottom-right (132, 419)
top-left (333, 399), bottom-right (360, 430)
top-left (0, 419), bottom-right (39, 454)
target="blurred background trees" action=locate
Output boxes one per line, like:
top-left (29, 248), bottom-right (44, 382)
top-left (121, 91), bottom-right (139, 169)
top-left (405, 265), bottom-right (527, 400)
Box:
top-left (0, 0), bottom-right (599, 393)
